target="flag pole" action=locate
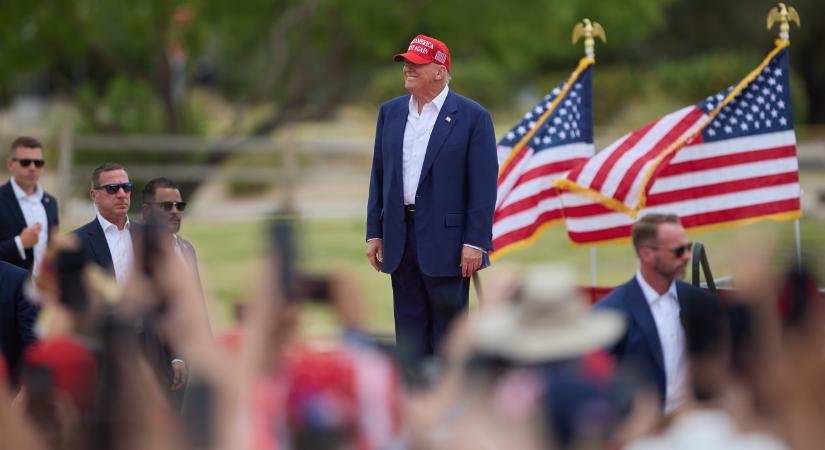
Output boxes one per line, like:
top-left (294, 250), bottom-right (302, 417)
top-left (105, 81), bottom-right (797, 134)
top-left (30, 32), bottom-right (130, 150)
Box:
top-left (589, 247), bottom-right (597, 287)
top-left (767, 3), bottom-right (802, 269)
top-left (794, 218), bottom-right (802, 269)
top-left (573, 19), bottom-right (605, 288)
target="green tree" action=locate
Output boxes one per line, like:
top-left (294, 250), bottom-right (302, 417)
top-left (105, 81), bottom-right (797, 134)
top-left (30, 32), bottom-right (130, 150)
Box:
top-left (0, 0), bottom-right (677, 135)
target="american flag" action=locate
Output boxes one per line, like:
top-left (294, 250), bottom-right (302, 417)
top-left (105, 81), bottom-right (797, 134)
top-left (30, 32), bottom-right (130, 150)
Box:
top-left (556, 42), bottom-right (801, 244)
top-left (492, 58), bottom-right (595, 257)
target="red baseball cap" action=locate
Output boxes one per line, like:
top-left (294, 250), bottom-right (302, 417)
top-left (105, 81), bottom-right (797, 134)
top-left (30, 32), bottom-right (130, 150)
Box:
top-left (394, 34), bottom-right (451, 72)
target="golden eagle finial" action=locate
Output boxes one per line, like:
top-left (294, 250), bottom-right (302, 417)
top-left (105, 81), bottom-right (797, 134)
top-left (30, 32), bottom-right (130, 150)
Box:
top-left (572, 18), bottom-right (606, 61)
top-left (767, 3), bottom-right (801, 41)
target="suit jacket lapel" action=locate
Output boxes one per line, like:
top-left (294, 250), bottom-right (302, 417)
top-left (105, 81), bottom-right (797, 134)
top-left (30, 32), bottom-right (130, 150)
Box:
top-left (1, 182), bottom-right (27, 232)
top-left (417, 91), bottom-right (458, 191)
top-left (389, 99), bottom-right (409, 195)
top-left (87, 219), bottom-right (114, 271)
top-left (625, 278), bottom-right (666, 374)
top-left (42, 195), bottom-right (58, 229)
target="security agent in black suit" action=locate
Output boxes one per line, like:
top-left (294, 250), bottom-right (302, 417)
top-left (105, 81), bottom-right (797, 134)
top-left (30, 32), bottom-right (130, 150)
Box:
top-left (0, 136), bottom-right (59, 272)
top-left (72, 163), bottom-right (185, 403)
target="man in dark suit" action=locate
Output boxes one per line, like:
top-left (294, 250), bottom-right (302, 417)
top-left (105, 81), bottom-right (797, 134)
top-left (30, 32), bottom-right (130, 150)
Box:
top-left (0, 260), bottom-right (38, 386)
top-left (594, 213), bottom-right (717, 414)
top-left (365, 34), bottom-right (498, 376)
top-left (72, 164), bottom-right (185, 400)
top-left (0, 136), bottom-right (59, 274)
top-left (141, 177), bottom-right (214, 395)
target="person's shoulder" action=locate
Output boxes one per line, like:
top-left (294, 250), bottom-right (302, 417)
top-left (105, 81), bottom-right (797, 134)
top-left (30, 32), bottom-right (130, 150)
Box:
top-left (0, 181), bottom-right (12, 202)
top-left (43, 191), bottom-right (58, 204)
top-left (450, 91), bottom-right (490, 115)
top-left (676, 280), bottom-right (718, 303)
top-left (179, 236), bottom-right (196, 252)
top-left (380, 95), bottom-right (410, 110)
top-left (595, 278), bottom-right (637, 309)
top-left (72, 218), bottom-right (100, 236)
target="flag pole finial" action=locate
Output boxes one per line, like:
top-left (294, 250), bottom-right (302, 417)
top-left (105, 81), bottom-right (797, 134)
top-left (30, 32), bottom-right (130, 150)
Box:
top-left (767, 3), bottom-right (800, 42)
top-left (572, 18), bottom-right (606, 61)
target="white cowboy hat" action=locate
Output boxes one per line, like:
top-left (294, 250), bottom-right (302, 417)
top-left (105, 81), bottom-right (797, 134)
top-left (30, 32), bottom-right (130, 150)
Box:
top-left (472, 264), bottom-right (625, 363)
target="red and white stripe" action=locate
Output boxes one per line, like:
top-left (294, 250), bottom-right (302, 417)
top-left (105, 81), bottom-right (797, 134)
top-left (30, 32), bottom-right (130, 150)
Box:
top-left (560, 129), bottom-right (801, 243)
top-left (493, 142), bottom-right (593, 253)
top-left (565, 105), bottom-right (708, 211)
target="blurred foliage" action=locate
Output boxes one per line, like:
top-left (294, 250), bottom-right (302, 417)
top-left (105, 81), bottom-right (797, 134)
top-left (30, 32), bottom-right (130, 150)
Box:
top-left (0, 0), bottom-right (821, 143)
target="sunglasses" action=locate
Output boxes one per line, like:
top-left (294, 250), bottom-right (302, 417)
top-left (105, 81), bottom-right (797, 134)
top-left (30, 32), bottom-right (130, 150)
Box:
top-left (93, 182), bottom-right (133, 194)
top-left (13, 158), bottom-right (45, 168)
top-left (648, 242), bottom-right (693, 258)
top-left (146, 201), bottom-right (187, 212)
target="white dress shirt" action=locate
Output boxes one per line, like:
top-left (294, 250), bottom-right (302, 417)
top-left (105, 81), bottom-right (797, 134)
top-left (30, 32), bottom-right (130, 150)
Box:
top-left (403, 85), bottom-right (449, 206)
top-left (635, 270), bottom-right (687, 414)
top-left (10, 178), bottom-right (48, 275)
top-left (97, 214), bottom-right (134, 285)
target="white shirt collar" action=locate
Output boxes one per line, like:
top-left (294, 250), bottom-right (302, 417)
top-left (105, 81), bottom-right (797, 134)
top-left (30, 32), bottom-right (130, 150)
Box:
top-left (97, 213), bottom-right (131, 232)
top-left (409, 85), bottom-right (449, 115)
top-left (636, 269), bottom-right (678, 305)
top-left (9, 177), bottom-right (44, 201)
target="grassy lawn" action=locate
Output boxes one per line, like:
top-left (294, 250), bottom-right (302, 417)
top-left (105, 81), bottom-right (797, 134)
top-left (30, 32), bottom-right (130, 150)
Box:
top-left (184, 216), bottom-right (825, 334)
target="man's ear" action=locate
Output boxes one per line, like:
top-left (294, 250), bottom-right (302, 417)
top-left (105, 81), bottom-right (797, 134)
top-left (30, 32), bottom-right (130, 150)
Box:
top-left (638, 246), bottom-right (654, 264)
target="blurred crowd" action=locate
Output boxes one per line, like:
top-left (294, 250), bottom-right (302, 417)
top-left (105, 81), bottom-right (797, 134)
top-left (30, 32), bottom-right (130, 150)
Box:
top-left (2, 221), bottom-right (825, 450)
top-left (3, 138), bottom-right (825, 450)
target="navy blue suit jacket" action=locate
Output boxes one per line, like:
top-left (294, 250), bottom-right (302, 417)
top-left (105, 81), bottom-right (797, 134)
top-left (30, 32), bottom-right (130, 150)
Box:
top-left (0, 260), bottom-right (38, 385)
top-left (366, 90), bottom-right (498, 277)
top-left (594, 277), bottom-right (717, 402)
top-left (72, 218), bottom-right (120, 275)
top-left (0, 180), bottom-right (59, 271)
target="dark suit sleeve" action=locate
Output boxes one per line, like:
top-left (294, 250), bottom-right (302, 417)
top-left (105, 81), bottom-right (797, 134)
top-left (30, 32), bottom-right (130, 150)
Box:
top-left (463, 109), bottom-right (498, 250)
top-left (366, 105), bottom-right (385, 241)
top-left (0, 237), bottom-right (25, 268)
top-left (12, 269), bottom-right (38, 351)
top-left (594, 292), bottom-right (628, 357)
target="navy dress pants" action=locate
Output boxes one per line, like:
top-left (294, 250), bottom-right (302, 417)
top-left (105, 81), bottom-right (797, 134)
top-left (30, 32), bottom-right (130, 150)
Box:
top-left (391, 221), bottom-right (469, 379)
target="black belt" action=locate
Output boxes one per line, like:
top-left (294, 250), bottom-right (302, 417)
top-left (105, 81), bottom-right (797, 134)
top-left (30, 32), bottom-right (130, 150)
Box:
top-left (404, 205), bottom-right (415, 222)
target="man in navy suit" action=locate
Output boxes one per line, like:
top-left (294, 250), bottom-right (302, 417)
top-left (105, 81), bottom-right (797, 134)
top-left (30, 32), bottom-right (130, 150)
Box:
top-left (595, 213), bottom-right (717, 414)
top-left (365, 34), bottom-right (498, 376)
top-left (0, 260), bottom-right (38, 387)
top-left (0, 136), bottom-right (59, 274)
top-left (73, 164), bottom-right (187, 402)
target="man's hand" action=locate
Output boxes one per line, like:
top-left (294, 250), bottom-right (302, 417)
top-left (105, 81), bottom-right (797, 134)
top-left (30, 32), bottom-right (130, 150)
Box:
top-left (461, 246), bottom-right (483, 278)
top-left (170, 360), bottom-right (188, 391)
top-left (366, 239), bottom-right (383, 272)
top-left (19, 224), bottom-right (42, 249)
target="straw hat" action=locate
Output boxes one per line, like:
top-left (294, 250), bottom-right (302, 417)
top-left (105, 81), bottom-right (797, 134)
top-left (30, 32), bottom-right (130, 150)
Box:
top-left (472, 264), bottom-right (625, 363)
